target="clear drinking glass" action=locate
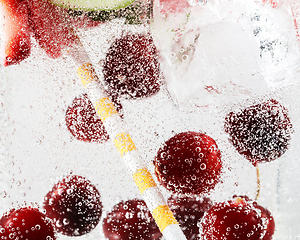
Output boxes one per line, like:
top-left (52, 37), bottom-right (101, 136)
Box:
top-left (1, 0), bottom-right (300, 239)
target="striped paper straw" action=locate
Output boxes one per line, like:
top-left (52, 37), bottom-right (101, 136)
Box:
top-left (67, 41), bottom-right (187, 240)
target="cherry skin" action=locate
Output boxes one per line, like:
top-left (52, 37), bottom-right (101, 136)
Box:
top-left (254, 203), bottom-right (275, 240)
top-left (102, 199), bottom-right (162, 240)
top-left (65, 94), bottom-right (123, 143)
top-left (43, 175), bottom-right (103, 236)
top-left (65, 94), bottom-right (109, 143)
top-left (103, 33), bottom-right (161, 99)
top-left (0, 207), bottom-right (56, 240)
top-left (167, 195), bottom-right (212, 240)
top-left (224, 99), bottom-right (294, 166)
top-left (153, 131), bottom-right (222, 195)
top-left (200, 196), bottom-right (275, 240)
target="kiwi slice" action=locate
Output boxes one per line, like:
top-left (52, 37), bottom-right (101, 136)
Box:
top-left (50, 0), bottom-right (135, 11)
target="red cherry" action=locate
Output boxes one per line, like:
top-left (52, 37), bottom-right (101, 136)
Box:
top-left (65, 94), bottom-right (110, 143)
top-left (102, 199), bottom-right (162, 240)
top-left (200, 196), bottom-right (275, 240)
top-left (43, 175), bottom-right (103, 236)
top-left (103, 33), bottom-right (162, 99)
top-left (224, 99), bottom-right (294, 166)
top-left (167, 195), bottom-right (212, 240)
top-left (254, 203), bottom-right (275, 240)
top-left (0, 207), bottom-right (56, 240)
top-left (153, 131), bottom-right (222, 195)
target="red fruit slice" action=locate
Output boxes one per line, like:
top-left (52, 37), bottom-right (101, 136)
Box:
top-left (65, 94), bottom-right (110, 143)
top-left (25, 0), bottom-right (76, 58)
top-left (167, 195), bottom-right (212, 240)
top-left (43, 175), bottom-right (103, 236)
top-left (224, 99), bottom-right (294, 166)
top-left (1, 0), bottom-right (31, 66)
top-left (200, 196), bottom-right (275, 240)
top-left (261, 0), bottom-right (278, 8)
top-left (103, 33), bottom-right (161, 99)
top-left (153, 131), bottom-right (222, 195)
top-left (157, 0), bottom-right (190, 16)
top-left (102, 199), bottom-right (162, 240)
top-left (0, 207), bottom-right (56, 240)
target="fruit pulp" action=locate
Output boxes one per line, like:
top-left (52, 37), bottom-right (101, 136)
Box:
top-left (1, 1), bottom-right (300, 239)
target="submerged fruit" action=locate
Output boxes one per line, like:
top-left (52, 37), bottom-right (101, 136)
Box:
top-left (168, 195), bottom-right (212, 240)
top-left (153, 131), bottom-right (222, 195)
top-left (0, 207), bottom-right (56, 240)
top-left (25, 0), bottom-right (77, 58)
top-left (44, 175), bottom-right (103, 236)
top-left (0, 0), bottom-right (31, 66)
top-left (103, 33), bottom-right (161, 99)
top-left (102, 199), bottom-right (162, 240)
top-left (224, 99), bottom-right (294, 166)
top-left (200, 196), bottom-right (275, 240)
top-left (65, 94), bottom-right (110, 143)
top-left (49, 0), bottom-right (135, 11)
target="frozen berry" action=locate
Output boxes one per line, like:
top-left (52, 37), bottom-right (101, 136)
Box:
top-left (102, 199), bottom-right (162, 240)
top-left (103, 33), bottom-right (161, 99)
top-left (0, 207), bottom-right (56, 240)
top-left (43, 175), bottom-right (102, 236)
top-left (65, 94), bottom-right (109, 143)
top-left (224, 99), bottom-right (294, 166)
top-left (168, 195), bottom-right (212, 240)
top-left (153, 131), bottom-right (222, 195)
top-left (200, 196), bottom-right (275, 240)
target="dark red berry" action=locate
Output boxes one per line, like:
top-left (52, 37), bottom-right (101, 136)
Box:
top-left (153, 131), bottom-right (222, 195)
top-left (103, 33), bottom-right (161, 99)
top-left (0, 207), bottom-right (56, 240)
top-left (102, 199), bottom-right (162, 240)
top-left (65, 94), bottom-right (110, 143)
top-left (167, 195), bottom-right (212, 240)
top-left (224, 99), bottom-right (294, 166)
top-left (43, 175), bottom-right (102, 236)
top-left (200, 196), bottom-right (275, 240)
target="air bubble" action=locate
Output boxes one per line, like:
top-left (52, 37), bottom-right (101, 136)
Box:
top-left (182, 55), bottom-right (188, 61)
top-left (200, 163), bottom-right (206, 170)
top-left (63, 218), bottom-right (70, 225)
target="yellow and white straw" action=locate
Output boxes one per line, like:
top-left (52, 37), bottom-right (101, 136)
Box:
top-left (69, 43), bottom-right (187, 240)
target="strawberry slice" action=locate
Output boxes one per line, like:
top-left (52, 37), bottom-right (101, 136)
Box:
top-left (25, 0), bottom-right (77, 58)
top-left (157, 0), bottom-right (190, 15)
top-left (0, 0), bottom-right (31, 66)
